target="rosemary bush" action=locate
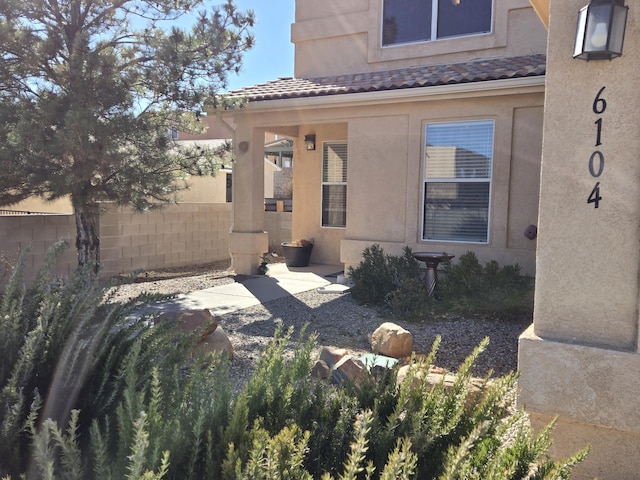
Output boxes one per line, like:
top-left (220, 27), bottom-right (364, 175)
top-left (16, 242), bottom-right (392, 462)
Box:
top-left (0, 242), bottom-right (195, 478)
top-left (1, 244), bottom-right (583, 479)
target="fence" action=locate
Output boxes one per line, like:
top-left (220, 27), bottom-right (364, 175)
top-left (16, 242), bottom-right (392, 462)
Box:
top-left (0, 205), bottom-right (292, 288)
top-left (0, 203), bottom-right (232, 287)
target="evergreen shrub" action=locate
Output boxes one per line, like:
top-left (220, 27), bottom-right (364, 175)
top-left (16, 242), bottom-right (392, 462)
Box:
top-left (348, 245), bottom-right (534, 320)
top-left (437, 251), bottom-right (534, 318)
top-left (347, 245), bottom-right (421, 307)
top-left (1, 244), bottom-right (584, 479)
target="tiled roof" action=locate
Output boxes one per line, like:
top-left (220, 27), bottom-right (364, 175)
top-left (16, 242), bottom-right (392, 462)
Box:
top-left (227, 54), bottom-right (546, 102)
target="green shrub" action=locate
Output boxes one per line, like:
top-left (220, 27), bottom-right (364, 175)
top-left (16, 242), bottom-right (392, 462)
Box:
top-left (2, 245), bottom-right (582, 479)
top-left (0, 242), bottom-right (194, 478)
top-left (436, 251), bottom-right (534, 318)
top-left (348, 245), bottom-right (422, 307)
top-left (348, 245), bottom-right (534, 320)
top-left (21, 328), bottom-right (586, 480)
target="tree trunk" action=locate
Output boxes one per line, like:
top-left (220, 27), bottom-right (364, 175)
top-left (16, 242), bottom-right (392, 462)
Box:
top-left (74, 203), bottom-right (100, 273)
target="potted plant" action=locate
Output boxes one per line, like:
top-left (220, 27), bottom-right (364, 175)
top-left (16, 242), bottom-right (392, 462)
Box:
top-left (281, 239), bottom-right (314, 267)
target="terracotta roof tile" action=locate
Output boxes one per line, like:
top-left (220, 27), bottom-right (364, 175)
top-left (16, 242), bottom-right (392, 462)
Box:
top-left (227, 54), bottom-right (546, 102)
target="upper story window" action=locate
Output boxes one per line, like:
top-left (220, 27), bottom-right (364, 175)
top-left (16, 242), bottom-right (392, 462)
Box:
top-left (382, 0), bottom-right (493, 46)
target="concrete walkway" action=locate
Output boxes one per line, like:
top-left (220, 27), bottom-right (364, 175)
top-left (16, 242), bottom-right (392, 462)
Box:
top-left (146, 263), bottom-right (350, 315)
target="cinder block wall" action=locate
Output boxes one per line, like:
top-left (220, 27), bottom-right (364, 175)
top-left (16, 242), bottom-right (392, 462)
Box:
top-left (99, 203), bottom-right (232, 277)
top-left (0, 214), bottom-right (77, 286)
top-left (264, 211), bottom-right (292, 256)
top-left (0, 205), bottom-right (292, 288)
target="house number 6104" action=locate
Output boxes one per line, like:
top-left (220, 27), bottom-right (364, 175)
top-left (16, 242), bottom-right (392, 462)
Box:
top-left (588, 86), bottom-right (607, 208)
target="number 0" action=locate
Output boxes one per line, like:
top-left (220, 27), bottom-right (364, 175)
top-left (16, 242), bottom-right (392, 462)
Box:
top-left (589, 151), bottom-right (605, 177)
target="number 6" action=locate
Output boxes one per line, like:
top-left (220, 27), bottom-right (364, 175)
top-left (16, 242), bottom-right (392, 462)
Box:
top-left (593, 86), bottom-right (607, 115)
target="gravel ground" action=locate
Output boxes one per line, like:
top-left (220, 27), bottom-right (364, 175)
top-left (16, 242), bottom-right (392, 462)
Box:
top-left (111, 261), bottom-right (532, 386)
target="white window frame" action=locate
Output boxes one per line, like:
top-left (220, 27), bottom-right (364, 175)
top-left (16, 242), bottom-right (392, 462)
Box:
top-left (381, 0), bottom-right (494, 47)
top-left (321, 141), bottom-right (347, 229)
top-left (421, 119), bottom-right (494, 244)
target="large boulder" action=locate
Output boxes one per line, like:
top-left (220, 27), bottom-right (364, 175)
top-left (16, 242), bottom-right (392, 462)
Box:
top-left (370, 322), bottom-right (413, 359)
top-left (197, 327), bottom-right (234, 359)
top-left (155, 309), bottom-right (218, 339)
top-left (155, 309), bottom-right (233, 359)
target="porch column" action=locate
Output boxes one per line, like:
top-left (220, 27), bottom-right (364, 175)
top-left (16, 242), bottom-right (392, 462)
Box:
top-left (518, 1), bottom-right (640, 478)
top-left (230, 125), bottom-right (268, 274)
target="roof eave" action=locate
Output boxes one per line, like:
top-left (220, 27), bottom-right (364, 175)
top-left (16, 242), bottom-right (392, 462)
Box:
top-left (224, 76), bottom-right (546, 115)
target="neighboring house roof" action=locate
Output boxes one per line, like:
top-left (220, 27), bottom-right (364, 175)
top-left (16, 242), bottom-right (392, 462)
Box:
top-left (227, 54), bottom-right (546, 102)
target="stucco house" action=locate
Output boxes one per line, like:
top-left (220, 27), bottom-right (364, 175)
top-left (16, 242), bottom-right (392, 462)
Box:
top-left (220, 0), bottom-right (548, 276)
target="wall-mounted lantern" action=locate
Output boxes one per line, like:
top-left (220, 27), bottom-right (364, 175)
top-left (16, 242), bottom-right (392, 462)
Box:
top-left (574, 0), bottom-right (628, 61)
top-left (304, 134), bottom-right (316, 151)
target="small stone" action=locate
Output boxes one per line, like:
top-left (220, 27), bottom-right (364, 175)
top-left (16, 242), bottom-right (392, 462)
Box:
top-left (370, 322), bottom-right (413, 358)
top-left (396, 364), bottom-right (426, 389)
top-left (311, 359), bottom-right (331, 379)
top-left (319, 346), bottom-right (348, 368)
top-left (332, 355), bottom-right (365, 386)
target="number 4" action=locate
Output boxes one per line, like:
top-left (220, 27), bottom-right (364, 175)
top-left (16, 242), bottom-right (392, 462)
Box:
top-left (588, 182), bottom-right (602, 208)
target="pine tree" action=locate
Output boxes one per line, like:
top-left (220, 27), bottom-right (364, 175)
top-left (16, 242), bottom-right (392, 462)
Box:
top-left (0, 0), bottom-right (254, 270)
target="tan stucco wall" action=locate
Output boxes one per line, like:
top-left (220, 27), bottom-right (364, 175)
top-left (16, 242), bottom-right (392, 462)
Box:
top-left (293, 0), bottom-right (547, 77)
top-left (176, 175), bottom-right (229, 203)
top-left (520, 328), bottom-right (640, 479)
top-left (518, 0), bottom-right (640, 478)
top-left (230, 85), bottom-right (544, 273)
top-left (293, 123), bottom-right (348, 265)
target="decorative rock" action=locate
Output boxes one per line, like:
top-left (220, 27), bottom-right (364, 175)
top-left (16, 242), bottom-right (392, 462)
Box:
top-left (319, 346), bottom-right (348, 368)
top-left (196, 326), bottom-right (234, 359)
top-left (395, 364), bottom-right (485, 407)
top-left (395, 364), bottom-right (426, 389)
top-left (332, 355), bottom-right (366, 386)
top-left (370, 322), bottom-right (413, 359)
top-left (311, 359), bottom-right (331, 379)
top-left (155, 309), bottom-right (218, 339)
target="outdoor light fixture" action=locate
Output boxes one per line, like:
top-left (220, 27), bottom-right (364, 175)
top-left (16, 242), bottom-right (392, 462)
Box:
top-left (574, 0), bottom-right (628, 61)
top-left (304, 134), bottom-right (316, 151)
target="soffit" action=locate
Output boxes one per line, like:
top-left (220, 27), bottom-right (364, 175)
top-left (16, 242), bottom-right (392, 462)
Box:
top-left (529, 0), bottom-right (550, 29)
top-left (226, 54), bottom-right (546, 103)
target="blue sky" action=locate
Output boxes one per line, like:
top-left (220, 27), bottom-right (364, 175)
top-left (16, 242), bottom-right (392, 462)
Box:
top-left (225, 0), bottom-right (295, 91)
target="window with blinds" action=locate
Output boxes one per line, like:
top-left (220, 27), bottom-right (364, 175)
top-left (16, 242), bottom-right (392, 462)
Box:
top-left (322, 142), bottom-right (347, 228)
top-left (422, 120), bottom-right (493, 243)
